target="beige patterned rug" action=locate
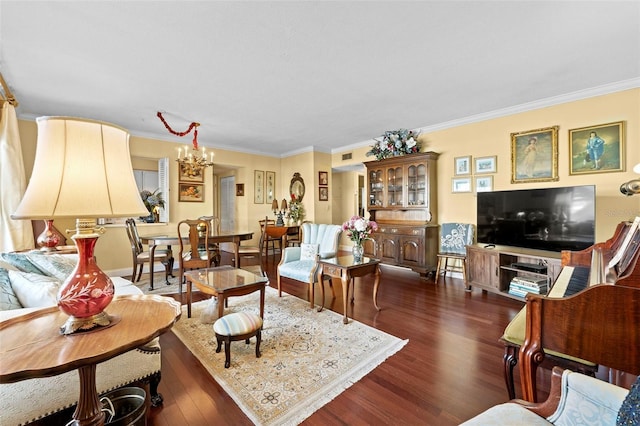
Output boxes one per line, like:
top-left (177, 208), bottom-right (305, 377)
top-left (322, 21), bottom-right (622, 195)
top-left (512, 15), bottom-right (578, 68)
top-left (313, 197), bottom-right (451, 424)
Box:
top-left (128, 272), bottom-right (183, 296)
top-left (171, 287), bottom-right (408, 426)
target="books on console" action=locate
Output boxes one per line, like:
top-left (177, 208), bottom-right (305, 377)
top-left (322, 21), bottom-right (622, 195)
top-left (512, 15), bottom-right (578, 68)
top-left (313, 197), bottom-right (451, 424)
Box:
top-left (508, 276), bottom-right (549, 297)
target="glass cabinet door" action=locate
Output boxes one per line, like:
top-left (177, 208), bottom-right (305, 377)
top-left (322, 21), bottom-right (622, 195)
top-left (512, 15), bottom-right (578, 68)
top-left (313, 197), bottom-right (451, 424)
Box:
top-left (407, 163), bottom-right (426, 207)
top-left (368, 168), bottom-right (384, 207)
top-left (387, 166), bottom-right (403, 207)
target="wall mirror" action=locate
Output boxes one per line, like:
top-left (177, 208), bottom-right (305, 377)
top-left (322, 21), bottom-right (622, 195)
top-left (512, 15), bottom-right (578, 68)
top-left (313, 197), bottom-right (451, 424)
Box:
top-left (289, 172), bottom-right (305, 202)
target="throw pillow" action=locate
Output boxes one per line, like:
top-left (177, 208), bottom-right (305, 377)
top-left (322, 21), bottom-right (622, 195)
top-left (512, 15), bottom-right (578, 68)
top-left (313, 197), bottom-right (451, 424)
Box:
top-left (0, 252), bottom-right (45, 275)
top-left (8, 270), bottom-right (61, 308)
top-left (617, 375), bottom-right (640, 425)
top-left (25, 253), bottom-right (78, 281)
top-left (300, 243), bottom-right (319, 261)
top-left (0, 268), bottom-right (22, 310)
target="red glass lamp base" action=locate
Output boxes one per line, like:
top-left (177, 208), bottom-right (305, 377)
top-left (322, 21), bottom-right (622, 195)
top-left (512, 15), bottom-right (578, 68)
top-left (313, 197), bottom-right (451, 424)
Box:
top-left (37, 219), bottom-right (60, 251)
top-left (57, 219), bottom-right (114, 335)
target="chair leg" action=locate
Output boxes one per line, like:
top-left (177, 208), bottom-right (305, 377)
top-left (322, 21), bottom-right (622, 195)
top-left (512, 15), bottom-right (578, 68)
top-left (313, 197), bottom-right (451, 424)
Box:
top-left (136, 264), bottom-right (144, 282)
top-left (162, 259), bottom-right (170, 284)
top-left (255, 329), bottom-right (262, 358)
top-left (435, 257), bottom-right (442, 284)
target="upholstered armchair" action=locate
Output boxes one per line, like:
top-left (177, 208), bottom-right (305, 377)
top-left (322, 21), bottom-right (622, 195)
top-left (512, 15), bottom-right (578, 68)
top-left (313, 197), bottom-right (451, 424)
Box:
top-left (277, 223), bottom-right (342, 308)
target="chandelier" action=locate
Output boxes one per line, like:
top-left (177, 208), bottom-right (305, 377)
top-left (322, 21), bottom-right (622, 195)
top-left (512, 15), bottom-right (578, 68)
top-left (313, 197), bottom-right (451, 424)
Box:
top-left (157, 112), bottom-right (214, 174)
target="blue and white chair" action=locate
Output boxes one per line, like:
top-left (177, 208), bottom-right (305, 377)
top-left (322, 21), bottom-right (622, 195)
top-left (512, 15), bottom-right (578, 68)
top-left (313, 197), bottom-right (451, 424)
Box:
top-left (435, 223), bottom-right (475, 285)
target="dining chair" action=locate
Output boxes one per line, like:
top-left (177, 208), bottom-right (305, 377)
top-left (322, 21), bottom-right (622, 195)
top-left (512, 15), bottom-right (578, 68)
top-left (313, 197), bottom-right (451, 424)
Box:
top-left (435, 223), bottom-right (475, 285)
top-left (124, 218), bottom-right (172, 284)
top-left (198, 216), bottom-right (222, 261)
top-left (235, 217), bottom-right (268, 277)
top-left (177, 219), bottom-right (220, 294)
top-left (259, 218), bottom-right (280, 257)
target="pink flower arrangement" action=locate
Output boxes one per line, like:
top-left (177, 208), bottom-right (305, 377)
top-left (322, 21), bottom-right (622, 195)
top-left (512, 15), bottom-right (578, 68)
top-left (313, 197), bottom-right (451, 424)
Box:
top-left (342, 215), bottom-right (378, 245)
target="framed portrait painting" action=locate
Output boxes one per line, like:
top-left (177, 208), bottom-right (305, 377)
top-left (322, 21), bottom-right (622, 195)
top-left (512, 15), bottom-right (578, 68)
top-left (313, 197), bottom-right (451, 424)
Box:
top-left (254, 170), bottom-right (264, 204)
top-left (454, 156), bottom-right (471, 176)
top-left (179, 183), bottom-right (204, 202)
top-left (236, 183), bottom-right (244, 196)
top-left (568, 121), bottom-right (625, 175)
top-left (318, 171), bottom-right (328, 186)
top-left (510, 126), bottom-right (559, 184)
top-left (319, 186), bottom-right (329, 201)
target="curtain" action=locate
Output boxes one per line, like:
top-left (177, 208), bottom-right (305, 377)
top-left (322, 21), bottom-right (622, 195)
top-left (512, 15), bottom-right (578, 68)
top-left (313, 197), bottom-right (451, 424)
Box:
top-left (0, 100), bottom-right (34, 251)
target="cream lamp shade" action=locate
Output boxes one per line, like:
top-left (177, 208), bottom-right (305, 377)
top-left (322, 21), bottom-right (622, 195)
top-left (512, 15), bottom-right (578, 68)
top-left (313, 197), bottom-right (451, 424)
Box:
top-left (12, 116), bottom-right (148, 220)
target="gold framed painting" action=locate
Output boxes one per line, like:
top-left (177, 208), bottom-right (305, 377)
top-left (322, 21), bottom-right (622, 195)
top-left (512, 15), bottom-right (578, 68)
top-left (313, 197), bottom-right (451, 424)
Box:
top-left (510, 126), bottom-right (559, 183)
top-left (178, 162), bottom-right (204, 183)
top-left (178, 183), bottom-right (204, 202)
top-left (254, 170), bottom-right (264, 204)
top-left (569, 121), bottom-right (625, 175)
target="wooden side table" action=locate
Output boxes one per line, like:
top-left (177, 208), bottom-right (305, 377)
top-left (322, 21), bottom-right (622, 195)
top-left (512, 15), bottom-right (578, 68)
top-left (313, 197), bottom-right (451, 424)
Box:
top-left (317, 256), bottom-right (382, 324)
top-left (0, 295), bottom-right (181, 426)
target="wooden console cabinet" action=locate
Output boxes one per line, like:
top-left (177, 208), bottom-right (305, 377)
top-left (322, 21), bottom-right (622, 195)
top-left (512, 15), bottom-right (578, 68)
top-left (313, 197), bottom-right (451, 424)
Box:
top-left (466, 244), bottom-right (563, 300)
top-left (363, 152), bottom-right (439, 276)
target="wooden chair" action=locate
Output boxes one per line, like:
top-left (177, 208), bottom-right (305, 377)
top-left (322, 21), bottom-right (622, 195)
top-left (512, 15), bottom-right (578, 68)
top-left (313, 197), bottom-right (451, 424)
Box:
top-left (198, 216), bottom-right (222, 263)
top-left (235, 216), bottom-right (268, 277)
top-left (177, 219), bottom-right (220, 294)
top-left (435, 223), bottom-right (475, 285)
top-left (259, 218), bottom-right (280, 256)
top-left (461, 283), bottom-right (640, 424)
top-left (124, 218), bottom-right (172, 284)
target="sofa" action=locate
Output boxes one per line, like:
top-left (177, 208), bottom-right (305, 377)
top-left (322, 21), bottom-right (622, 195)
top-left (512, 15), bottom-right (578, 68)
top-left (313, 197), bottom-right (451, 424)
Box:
top-left (277, 223), bottom-right (342, 308)
top-left (0, 251), bottom-right (162, 426)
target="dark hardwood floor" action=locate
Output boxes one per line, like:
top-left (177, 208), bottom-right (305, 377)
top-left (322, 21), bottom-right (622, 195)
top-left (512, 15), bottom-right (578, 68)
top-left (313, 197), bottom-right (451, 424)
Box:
top-left (148, 252), bottom-right (539, 426)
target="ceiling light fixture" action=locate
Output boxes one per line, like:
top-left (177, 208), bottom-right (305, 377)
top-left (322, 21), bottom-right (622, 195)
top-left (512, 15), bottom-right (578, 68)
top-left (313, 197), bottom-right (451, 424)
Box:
top-left (157, 112), bottom-right (214, 175)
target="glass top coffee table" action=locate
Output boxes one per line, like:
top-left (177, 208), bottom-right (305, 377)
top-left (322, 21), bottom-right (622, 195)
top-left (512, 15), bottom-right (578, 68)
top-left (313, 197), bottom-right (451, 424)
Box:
top-left (316, 255), bottom-right (381, 324)
top-left (184, 265), bottom-right (268, 319)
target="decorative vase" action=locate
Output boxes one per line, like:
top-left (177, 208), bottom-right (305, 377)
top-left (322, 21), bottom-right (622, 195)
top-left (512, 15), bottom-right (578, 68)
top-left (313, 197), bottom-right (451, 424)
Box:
top-left (352, 243), bottom-right (364, 262)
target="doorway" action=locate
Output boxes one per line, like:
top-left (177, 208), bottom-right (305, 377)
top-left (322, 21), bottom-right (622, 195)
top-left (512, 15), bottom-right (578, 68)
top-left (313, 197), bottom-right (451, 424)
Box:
top-left (220, 176), bottom-right (235, 232)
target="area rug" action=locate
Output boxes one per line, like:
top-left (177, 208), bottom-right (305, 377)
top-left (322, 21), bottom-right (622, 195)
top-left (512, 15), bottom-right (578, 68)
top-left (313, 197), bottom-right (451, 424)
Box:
top-left (171, 287), bottom-right (408, 426)
top-left (129, 272), bottom-right (182, 296)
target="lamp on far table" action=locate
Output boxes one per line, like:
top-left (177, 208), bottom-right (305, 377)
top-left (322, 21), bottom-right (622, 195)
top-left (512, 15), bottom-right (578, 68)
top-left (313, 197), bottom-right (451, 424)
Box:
top-left (12, 116), bottom-right (148, 334)
top-left (272, 198), bottom-right (287, 227)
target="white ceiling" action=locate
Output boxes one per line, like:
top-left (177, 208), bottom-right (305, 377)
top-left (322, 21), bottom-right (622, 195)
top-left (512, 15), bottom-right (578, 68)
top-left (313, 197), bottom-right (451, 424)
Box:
top-left (1, 1), bottom-right (639, 158)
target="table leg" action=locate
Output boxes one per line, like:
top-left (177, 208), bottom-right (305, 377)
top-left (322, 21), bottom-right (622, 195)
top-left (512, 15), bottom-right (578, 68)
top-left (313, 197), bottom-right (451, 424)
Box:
top-left (317, 265), bottom-right (326, 312)
top-left (187, 279), bottom-right (192, 318)
top-left (259, 286), bottom-right (265, 318)
top-left (233, 236), bottom-right (240, 269)
top-left (148, 244), bottom-right (157, 291)
top-left (341, 271), bottom-right (350, 324)
top-left (71, 364), bottom-right (104, 426)
top-left (372, 264), bottom-right (381, 311)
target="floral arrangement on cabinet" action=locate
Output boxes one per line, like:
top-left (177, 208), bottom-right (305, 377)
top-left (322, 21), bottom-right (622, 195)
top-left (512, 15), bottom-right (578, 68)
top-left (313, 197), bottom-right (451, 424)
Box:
top-left (366, 128), bottom-right (421, 160)
top-left (287, 194), bottom-right (304, 224)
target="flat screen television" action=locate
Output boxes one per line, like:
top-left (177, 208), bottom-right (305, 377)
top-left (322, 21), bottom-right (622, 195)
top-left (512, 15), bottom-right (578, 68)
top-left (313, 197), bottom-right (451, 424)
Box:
top-left (476, 185), bottom-right (595, 252)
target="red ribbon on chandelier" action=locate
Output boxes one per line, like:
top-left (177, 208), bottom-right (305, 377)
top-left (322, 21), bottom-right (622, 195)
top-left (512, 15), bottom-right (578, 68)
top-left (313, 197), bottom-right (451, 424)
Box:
top-left (157, 112), bottom-right (200, 150)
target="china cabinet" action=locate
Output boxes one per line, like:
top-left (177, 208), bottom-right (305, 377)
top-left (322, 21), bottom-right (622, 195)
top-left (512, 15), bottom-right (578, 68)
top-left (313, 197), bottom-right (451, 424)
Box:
top-left (364, 152), bottom-right (439, 276)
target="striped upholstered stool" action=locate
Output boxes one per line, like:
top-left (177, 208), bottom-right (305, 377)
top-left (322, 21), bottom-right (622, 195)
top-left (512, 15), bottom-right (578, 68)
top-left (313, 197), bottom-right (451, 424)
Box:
top-left (213, 311), bottom-right (263, 368)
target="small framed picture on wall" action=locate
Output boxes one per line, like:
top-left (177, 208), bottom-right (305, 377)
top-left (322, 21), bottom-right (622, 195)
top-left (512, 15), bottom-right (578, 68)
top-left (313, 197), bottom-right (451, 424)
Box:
top-left (318, 171), bottom-right (328, 186)
top-left (475, 176), bottom-right (493, 193)
top-left (319, 186), bottom-right (329, 201)
top-left (454, 156), bottom-right (471, 175)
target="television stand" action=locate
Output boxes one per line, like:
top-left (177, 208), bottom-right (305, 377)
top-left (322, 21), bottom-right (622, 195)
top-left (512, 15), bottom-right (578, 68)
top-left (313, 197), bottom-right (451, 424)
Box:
top-left (466, 244), bottom-right (562, 301)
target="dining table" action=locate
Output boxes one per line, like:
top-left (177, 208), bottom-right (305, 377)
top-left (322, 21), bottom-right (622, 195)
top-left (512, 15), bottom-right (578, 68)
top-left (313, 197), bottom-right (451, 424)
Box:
top-left (140, 230), bottom-right (253, 290)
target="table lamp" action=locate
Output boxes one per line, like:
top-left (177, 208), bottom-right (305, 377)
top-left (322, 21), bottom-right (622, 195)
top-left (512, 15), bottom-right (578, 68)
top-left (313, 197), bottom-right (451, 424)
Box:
top-left (272, 199), bottom-right (287, 226)
top-left (12, 117), bottom-right (148, 334)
